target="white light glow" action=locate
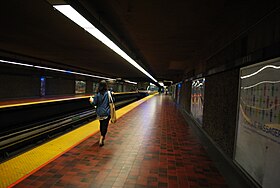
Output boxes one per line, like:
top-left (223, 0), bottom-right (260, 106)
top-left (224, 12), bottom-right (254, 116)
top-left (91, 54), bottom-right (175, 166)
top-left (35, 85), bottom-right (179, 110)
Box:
top-left (124, 80), bottom-right (137, 85)
top-left (192, 81), bottom-right (198, 87)
top-left (54, 5), bottom-right (158, 83)
top-left (0, 59), bottom-right (34, 67)
top-left (241, 80), bottom-right (280, 90)
top-left (241, 65), bottom-right (280, 79)
top-left (159, 82), bottom-right (164, 87)
top-left (196, 83), bottom-right (203, 87)
top-left (70, 71), bottom-right (111, 79)
top-left (192, 82), bottom-right (195, 86)
top-left (0, 59), bottom-right (113, 80)
top-left (34, 65), bottom-right (69, 73)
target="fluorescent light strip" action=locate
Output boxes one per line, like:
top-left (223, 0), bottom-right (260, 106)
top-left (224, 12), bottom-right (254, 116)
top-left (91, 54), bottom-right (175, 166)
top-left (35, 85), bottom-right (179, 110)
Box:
top-left (241, 65), bottom-right (280, 79)
top-left (196, 83), bottom-right (203, 87)
top-left (0, 59), bottom-right (34, 67)
top-left (124, 80), bottom-right (137, 85)
top-left (192, 81), bottom-right (198, 87)
top-left (34, 65), bottom-right (69, 73)
top-left (0, 59), bottom-right (113, 80)
top-left (71, 71), bottom-right (109, 80)
top-left (54, 5), bottom-right (158, 83)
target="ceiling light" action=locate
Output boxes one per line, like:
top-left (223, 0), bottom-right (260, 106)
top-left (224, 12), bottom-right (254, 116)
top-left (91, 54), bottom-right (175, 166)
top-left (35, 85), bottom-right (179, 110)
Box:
top-left (159, 82), bottom-right (164, 87)
top-left (0, 59), bottom-right (113, 80)
top-left (124, 80), bottom-right (137, 85)
top-left (54, 5), bottom-right (158, 83)
top-left (0, 59), bottom-right (34, 67)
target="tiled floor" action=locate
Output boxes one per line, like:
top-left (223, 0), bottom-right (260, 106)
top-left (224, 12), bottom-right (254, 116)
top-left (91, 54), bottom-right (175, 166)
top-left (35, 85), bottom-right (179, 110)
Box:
top-left (14, 95), bottom-right (228, 188)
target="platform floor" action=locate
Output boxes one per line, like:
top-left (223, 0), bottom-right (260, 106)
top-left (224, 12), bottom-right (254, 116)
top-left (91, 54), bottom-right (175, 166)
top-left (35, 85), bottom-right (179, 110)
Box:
top-left (12, 95), bottom-right (227, 188)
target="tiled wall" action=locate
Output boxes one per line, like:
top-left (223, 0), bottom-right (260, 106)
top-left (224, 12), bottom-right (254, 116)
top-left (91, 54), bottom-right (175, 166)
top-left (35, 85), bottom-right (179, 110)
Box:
top-left (203, 68), bottom-right (240, 158)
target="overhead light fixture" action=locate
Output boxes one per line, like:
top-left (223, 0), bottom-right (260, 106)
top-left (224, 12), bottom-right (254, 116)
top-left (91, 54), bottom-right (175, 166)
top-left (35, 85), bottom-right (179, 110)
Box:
top-left (124, 80), bottom-right (137, 85)
top-left (54, 5), bottom-right (158, 83)
top-left (0, 59), bottom-right (33, 67)
top-left (0, 59), bottom-right (112, 80)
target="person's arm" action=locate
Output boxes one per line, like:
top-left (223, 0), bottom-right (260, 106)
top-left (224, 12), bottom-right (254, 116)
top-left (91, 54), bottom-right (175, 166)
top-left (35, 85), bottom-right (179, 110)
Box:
top-left (111, 92), bottom-right (115, 103)
top-left (89, 96), bottom-right (94, 104)
top-left (93, 94), bottom-right (98, 106)
top-left (108, 91), bottom-right (115, 103)
top-left (89, 94), bottom-right (98, 106)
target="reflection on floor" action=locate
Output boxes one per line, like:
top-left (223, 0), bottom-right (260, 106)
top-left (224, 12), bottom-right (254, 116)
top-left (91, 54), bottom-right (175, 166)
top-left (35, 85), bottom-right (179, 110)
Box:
top-left (14, 95), bottom-right (227, 188)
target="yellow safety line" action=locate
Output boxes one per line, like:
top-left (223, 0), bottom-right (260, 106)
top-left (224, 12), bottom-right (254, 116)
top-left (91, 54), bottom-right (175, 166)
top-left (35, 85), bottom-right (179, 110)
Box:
top-left (0, 91), bottom-right (140, 109)
top-left (0, 95), bottom-right (91, 109)
top-left (0, 93), bottom-right (157, 188)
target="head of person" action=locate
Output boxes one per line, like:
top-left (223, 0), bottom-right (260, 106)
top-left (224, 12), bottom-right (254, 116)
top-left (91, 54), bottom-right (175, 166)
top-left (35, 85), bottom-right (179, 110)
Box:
top-left (98, 80), bottom-right (108, 94)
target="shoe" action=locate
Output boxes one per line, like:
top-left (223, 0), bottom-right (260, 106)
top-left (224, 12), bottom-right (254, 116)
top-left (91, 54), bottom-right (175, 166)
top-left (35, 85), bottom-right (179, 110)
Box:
top-left (99, 142), bottom-right (104, 147)
top-left (99, 136), bottom-right (104, 147)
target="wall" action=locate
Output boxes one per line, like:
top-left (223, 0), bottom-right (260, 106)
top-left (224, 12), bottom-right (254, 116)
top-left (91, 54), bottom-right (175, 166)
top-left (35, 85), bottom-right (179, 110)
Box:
top-left (183, 4), bottom-right (280, 159)
top-left (86, 80), bottom-right (93, 94)
top-left (0, 64), bottom-right (41, 100)
top-left (203, 69), bottom-right (239, 157)
top-left (177, 8), bottom-right (280, 186)
top-left (0, 63), bottom-right (89, 100)
top-left (0, 74), bottom-right (40, 99)
top-left (205, 8), bottom-right (280, 77)
top-left (179, 81), bottom-right (188, 110)
top-left (185, 81), bottom-right (192, 113)
top-left (45, 77), bottom-right (75, 96)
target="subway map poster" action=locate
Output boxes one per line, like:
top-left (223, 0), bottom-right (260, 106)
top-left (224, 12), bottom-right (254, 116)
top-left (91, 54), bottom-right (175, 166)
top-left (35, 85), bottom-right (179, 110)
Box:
top-left (191, 78), bottom-right (205, 125)
top-left (235, 58), bottom-right (280, 188)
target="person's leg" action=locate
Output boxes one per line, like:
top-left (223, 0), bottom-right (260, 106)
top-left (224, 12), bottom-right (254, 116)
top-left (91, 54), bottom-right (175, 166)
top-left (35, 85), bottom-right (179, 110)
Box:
top-left (102, 117), bottom-right (110, 139)
top-left (99, 120), bottom-right (105, 146)
top-left (99, 117), bottom-right (110, 146)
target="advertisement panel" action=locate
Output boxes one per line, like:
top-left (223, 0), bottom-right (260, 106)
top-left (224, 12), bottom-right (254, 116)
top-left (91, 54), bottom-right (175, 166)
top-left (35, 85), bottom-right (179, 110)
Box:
top-left (92, 82), bottom-right (98, 94)
top-left (235, 58), bottom-right (280, 188)
top-left (191, 78), bottom-right (205, 124)
top-left (75, 80), bottom-right (86, 94)
top-left (176, 83), bottom-right (181, 104)
top-left (40, 77), bottom-right (46, 96)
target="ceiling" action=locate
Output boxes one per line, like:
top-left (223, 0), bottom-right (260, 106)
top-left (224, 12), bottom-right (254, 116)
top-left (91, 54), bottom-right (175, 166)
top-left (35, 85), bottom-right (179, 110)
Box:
top-left (0, 0), bottom-right (279, 83)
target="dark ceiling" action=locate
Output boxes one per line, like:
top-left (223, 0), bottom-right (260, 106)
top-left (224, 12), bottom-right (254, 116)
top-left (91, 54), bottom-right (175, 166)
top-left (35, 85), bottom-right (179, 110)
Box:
top-left (0, 0), bottom-right (279, 83)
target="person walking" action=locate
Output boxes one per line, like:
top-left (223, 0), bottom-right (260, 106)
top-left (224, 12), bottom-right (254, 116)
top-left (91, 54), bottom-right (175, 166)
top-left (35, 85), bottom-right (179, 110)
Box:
top-left (89, 80), bottom-right (111, 147)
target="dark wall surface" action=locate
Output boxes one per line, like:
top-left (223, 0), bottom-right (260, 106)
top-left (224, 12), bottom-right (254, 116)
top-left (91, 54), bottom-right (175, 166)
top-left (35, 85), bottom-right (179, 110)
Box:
top-left (179, 81), bottom-right (192, 113)
top-left (86, 80), bottom-right (93, 94)
top-left (203, 68), bottom-right (240, 158)
top-left (0, 74), bottom-right (40, 99)
top-left (45, 77), bottom-right (75, 96)
top-left (0, 63), bottom-right (86, 100)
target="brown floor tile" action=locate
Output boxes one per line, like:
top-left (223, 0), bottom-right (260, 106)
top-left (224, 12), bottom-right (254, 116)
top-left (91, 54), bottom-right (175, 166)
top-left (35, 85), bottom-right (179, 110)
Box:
top-left (15, 95), bottom-right (228, 188)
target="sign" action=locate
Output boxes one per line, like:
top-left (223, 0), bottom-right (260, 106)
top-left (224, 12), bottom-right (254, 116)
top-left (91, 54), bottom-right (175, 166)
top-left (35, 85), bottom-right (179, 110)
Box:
top-left (235, 57), bottom-right (280, 188)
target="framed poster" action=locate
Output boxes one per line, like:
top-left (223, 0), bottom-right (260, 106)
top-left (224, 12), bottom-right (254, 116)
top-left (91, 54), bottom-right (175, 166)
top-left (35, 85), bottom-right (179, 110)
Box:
top-left (191, 78), bottom-right (205, 125)
top-left (92, 82), bottom-right (98, 94)
top-left (234, 57), bottom-right (280, 188)
top-left (75, 80), bottom-right (86, 94)
top-left (176, 83), bottom-right (181, 104)
top-left (40, 76), bottom-right (46, 96)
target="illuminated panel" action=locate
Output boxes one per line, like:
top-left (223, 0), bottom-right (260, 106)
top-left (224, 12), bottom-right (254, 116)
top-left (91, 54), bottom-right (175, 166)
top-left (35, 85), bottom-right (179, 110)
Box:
top-left (235, 57), bottom-right (280, 187)
top-left (54, 5), bottom-right (158, 83)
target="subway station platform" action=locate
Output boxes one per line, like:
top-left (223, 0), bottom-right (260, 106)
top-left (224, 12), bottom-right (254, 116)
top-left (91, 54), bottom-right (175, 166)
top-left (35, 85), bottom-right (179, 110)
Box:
top-left (2, 94), bottom-right (236, 188)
